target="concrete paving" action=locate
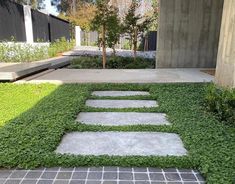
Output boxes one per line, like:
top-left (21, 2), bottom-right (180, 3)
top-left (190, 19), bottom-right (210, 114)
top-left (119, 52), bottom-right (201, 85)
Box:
top-left (77, 112), bottom-right (170, 126)
top-left (17, 68), bottom-right (214, 84)
top-left (92, 91), bottom-right (150, 97)
top-left (0, 62), bottom-right (51, 81)
top-left (86, 100), bottom-right (158, 108)
top-left (0, 56), bottom-right (71, 81)
top-left (56, 132), bottom-right (187, 156)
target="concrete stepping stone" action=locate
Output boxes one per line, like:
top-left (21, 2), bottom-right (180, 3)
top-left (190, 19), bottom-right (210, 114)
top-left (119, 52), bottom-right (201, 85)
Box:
top-left (86, 100), bottom-right (158, 108)
top-left (92, 91), bottom-right (150, 97)
top-left (76, 112), bottom-right (170, 126)
top-left (55, 132), bottom-right (187, 156)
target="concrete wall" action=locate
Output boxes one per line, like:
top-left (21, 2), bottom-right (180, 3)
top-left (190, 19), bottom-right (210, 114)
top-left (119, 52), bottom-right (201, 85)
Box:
top-left (215, 0), bottom-right (235, 88)
top-left (157, 0), bottom-right (224, 68)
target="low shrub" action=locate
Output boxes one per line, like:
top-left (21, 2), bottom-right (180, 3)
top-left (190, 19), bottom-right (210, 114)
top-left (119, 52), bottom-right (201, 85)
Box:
top-left (48, 37), bottom-right (75, 58)
top-left (0, 38), bottom-right (75, 63)
top-left (68, 56), bottom-right (155, 69)
top-left (205, 84), bottom-right (235, 126)
top-left (0, 42), bottom-right (49, 62)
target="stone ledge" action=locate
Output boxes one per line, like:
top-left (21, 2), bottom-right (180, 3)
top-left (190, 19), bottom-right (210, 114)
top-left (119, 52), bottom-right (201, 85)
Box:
top-left (0, 56), bottom-right (71, 81)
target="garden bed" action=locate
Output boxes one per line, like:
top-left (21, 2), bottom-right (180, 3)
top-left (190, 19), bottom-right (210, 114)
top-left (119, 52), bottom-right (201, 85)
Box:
top-left (67, 56), bottom-right (155, 69)
top-left (0, 83), bottom-right (234, 184)
top-left (0, 38), bottom-right (74, 63)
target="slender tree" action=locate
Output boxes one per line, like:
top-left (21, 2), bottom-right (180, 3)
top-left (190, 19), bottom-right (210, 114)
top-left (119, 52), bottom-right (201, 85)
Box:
top-left (91, 0), bottom-right (118, 68)
top-left (123, 0), bottom-right (152, 59)
top-left (106, 7), bottom-right (121, 56)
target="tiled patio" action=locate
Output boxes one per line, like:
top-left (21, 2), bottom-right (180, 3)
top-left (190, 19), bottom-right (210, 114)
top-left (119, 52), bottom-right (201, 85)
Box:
top-left (0, 167), bottom-right (205, 184)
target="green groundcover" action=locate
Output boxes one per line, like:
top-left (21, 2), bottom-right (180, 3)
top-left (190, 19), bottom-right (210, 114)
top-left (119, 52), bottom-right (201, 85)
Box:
top-left (0, 83), bottom-right (234, 184)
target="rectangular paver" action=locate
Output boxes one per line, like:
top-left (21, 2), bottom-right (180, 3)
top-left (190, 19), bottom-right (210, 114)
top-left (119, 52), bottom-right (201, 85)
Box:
top-left (55, 132), bottom-right (187, 156)
top-left (92, 91), bottom-right (150, 97)
top-left (76, 112), bottom-right (170, 126)
top-left (85, 100), bottom-right (158, 108)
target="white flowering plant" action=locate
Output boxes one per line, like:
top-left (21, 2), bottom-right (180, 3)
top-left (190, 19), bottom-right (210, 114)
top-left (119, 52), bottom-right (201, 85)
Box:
top-left (0, 38), bottom-right (75, 63)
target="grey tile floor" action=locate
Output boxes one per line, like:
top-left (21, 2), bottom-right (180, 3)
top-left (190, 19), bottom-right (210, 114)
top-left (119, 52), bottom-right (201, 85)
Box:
top-left (0, 167), bottom-right (205, 184)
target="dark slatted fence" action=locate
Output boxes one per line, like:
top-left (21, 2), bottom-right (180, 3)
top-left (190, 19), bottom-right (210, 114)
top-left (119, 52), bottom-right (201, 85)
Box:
top-left (31, 9), bottom-right (49, 42)
top-left (0, 0), bottom-right (70, 42)
top-left (49, 15), bottom-right (70, 42)
top-left (148, 31), bottom-right (157, 51)
top-left (0, 1), bottom-right (26, 41)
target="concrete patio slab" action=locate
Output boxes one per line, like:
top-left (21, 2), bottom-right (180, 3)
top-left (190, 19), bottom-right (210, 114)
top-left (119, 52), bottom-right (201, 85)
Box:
top-left (92, 91), bottom-right (150, 97)
top-left (76, 112), bottom-right (170, 126)
top-left (85, 100), bottom-right (158, 108)
top-left (18, 69), bottom-right (214, 84)
top-left (0, 62), bottom-right (51, 81)
top-left (0, 56), bottom-right (72, 81)
top-left (55, 132), bottom-right (187, 156)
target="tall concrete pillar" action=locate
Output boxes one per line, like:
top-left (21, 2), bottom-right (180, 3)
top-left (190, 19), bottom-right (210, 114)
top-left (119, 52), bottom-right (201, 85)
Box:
top-left (215, 0), bottom-right (235, 88)
top-left (23, 5), bottom-right (34, 43)
top-left (75, 26), bottom-right (81, 47)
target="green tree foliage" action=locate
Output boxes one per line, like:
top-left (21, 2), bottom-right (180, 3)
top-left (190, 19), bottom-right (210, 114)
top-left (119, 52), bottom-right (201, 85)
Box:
top-left (51, 0), bottom-right (93, 14)
top-left (106, 8), bottom-right (121, 56)
top-left (14, 0), bottom-right (45, 9)
top-left (150, 0), bottom-right (159, 30)
top-left (91, 0), bottom-right (120, 68)
top-left (123, 0), bottom-right (152, 59)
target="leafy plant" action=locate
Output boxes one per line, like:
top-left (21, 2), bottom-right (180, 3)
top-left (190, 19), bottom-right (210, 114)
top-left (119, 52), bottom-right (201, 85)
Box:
top-left (205, 84), bottom-right (235, 126)
top-left (0, 42), bottom-right (49, 63)
top-left (0, 38), bottom-right (75, 63)
top-left (48, 37), bottom-right (75, 57)
top-left (91, 0), bottom-right (120, 68)
top-left (68, 56), bottom-right (155, 69)
top-left (122, 0), bottom-right (152, 59)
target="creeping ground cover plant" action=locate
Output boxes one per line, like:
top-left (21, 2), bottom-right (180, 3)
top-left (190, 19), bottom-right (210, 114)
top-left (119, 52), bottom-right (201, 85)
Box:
top-left (0, 83), bottom-right (234, 184)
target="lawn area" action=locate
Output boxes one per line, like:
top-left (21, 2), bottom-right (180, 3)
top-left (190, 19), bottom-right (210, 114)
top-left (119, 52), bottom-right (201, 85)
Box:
top-left (0, 83), bottom-right (234, 184)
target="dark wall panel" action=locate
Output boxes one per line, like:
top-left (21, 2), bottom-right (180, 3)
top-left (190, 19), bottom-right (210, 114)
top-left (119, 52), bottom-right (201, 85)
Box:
top-left (148, 31), bottom-right (157, 51)
top-left (32, 9), bottom-right (49, 42)
top-left (0, 1), bottom-right (26, 41)
top-left (49, 15), bottom-right (70, 42)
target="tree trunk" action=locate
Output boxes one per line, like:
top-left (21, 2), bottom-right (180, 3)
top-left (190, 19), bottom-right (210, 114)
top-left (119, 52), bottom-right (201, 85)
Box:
top-left (102, 24), bottom-right (107, 69)
top-left (72, 0), bottom-right (76, 16)
top-left (133, 28), bottom-right (138, 60)
top-left (112, 45), bottom-right (116, 56)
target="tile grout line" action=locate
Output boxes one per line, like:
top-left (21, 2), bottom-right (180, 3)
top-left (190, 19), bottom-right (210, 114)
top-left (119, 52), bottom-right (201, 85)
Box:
top-left (147, 167), bottom-right (152, 184)
top-left (3, 169), bottom-right (16, 184)
top-left (176, 168), bottom-right (184, 184)
top-left (162, 169), bottom-right (168, 184)
top-left (132, 167), bottom-right (135, 184)
top-left (192, 170), bottom-right (201, 184)
top-left (36, 168), bottom-right (46, 184)
top-left (18, 169), bottom-right (29, 184)
top-left (117, 167), bottom-right (119, 184)
top-left (68, 167), bottom-right (75, 184)
top-left (101, 166), bottom-right (104, 184)
top-left (84, 167), bottom-right (90, 184)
